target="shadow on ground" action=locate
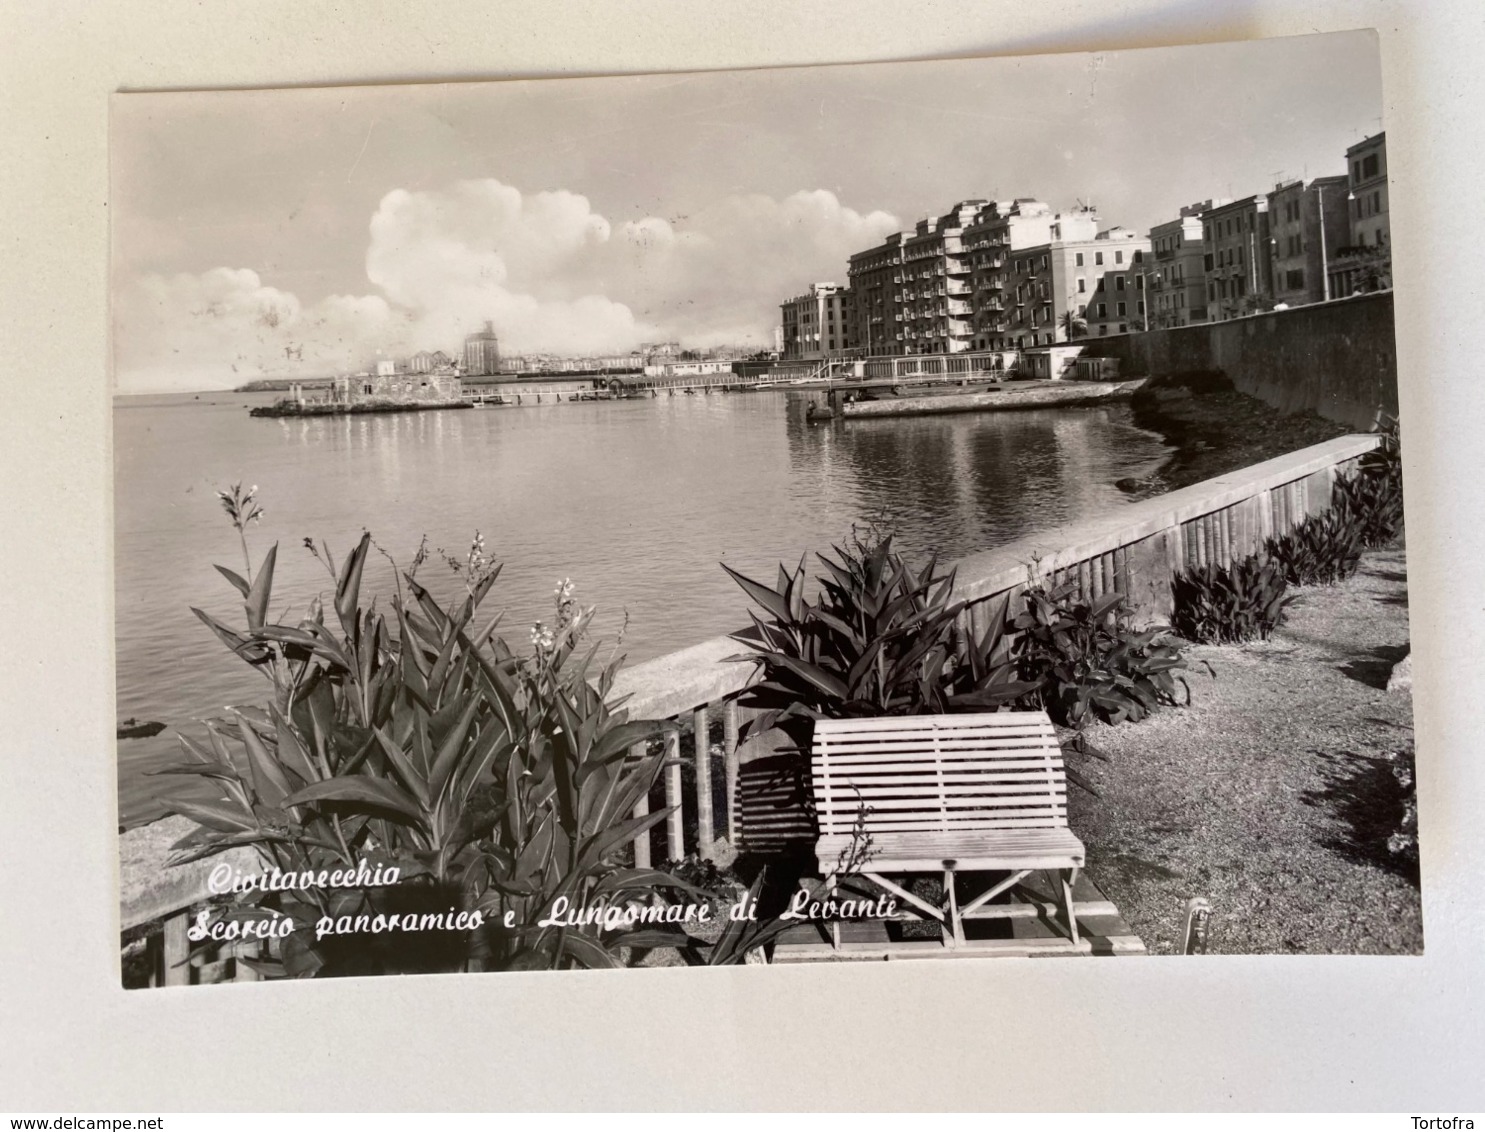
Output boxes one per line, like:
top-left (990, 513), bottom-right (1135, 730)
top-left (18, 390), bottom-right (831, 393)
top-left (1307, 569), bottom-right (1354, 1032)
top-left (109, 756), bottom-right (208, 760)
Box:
top-left (1337, 642), bottom-right (1409, 690)
top-left (1300, 748), bottom-right (1420, 885)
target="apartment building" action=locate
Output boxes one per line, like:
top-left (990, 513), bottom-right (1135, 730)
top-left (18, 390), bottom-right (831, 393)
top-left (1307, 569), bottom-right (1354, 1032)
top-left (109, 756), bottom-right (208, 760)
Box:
top-left (1266, 176), bottom-right (1350, 307)
top-left (992, 218), bottom-right (1149, 349)
top-left (1330, 131), bottom-right (1391, 296)
top-left (1145, 202), bottom-right (1220, 328)
top-left (780, 282), bottom-right (848, 361)
top-left (1202, 196), bottom-right (1274, 321)
top-left (962, 199), bottom-right (1058, 350)
top-left (845, 201), bottom-right (984, 356)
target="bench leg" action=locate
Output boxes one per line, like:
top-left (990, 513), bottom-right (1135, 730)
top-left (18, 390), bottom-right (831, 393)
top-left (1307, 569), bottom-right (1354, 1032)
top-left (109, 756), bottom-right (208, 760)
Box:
top-left (1061, 868), bottom-right (1081, 946)
top-left (943, 869), bottom-right (963, 949)
top-left (824, 873), bottom-right (841, 951)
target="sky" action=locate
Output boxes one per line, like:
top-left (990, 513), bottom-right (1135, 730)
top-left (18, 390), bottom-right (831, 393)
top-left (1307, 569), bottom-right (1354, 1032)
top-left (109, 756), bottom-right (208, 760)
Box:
top-left (111, 31), bottom-right (1384, 393)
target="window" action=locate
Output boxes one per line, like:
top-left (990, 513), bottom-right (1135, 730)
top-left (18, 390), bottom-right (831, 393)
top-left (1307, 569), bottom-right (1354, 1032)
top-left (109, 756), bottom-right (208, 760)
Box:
top-left (1363, 153), bottom-right (1380, 179)
top-left (1285, 268), bottom-right (1305, 290)
top-left (1115, 276), bottom-right (1125, 291)
top-left (1115, 250), bottom-right (1124, 264)
top-left (1095, 251), bottom-right (1104, 266)
top-left (1116, 302), bottom-right (1126, 317)
top-left (1077, 277), bottom-right (1086, 293)
top-left (1097, 303), bottom-right (1107, 317)
top-left (1075, 252), bottom-right (1084, 267)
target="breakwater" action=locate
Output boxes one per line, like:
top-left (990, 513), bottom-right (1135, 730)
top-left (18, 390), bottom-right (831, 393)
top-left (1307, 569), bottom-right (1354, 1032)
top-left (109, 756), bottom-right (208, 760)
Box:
top-left (250, 398), bottom-right (472, 418)
top-left (841, 378), bottom-right (1145, 418)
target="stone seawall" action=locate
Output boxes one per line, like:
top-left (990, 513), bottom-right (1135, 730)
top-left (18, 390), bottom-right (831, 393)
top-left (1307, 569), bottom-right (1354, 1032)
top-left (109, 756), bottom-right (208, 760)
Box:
top-left (1093, 291), bottom-right (1397, 430)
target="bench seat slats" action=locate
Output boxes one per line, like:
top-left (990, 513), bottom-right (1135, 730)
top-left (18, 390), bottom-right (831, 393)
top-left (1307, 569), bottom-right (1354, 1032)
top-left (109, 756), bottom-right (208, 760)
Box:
top-left (819, 787), bottom-right (1066, 807)
top-left (814, 716), bottom-right (1054, 733)
top-left (819, 754), bottom-right (1063, 772)
top-left (816, 827), bottom-right (1085, 872)
top-left (819, 772), bottom-right (1063, 790)
top-left (814, 742), bottom-right (1060, 759)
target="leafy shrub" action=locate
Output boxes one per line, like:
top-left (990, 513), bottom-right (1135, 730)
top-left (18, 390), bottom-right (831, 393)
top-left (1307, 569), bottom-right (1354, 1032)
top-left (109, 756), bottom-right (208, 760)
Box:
top-left (724, 528), bottom-right (1038, 752)
top-left (1011, 583), bottom-right (1187, 728)
top-left (1267, 416), bottom-right (1403, 586)
top-left (1267, 503), bottom-right (1365, 586)
top-left (158, 486), bottom-right (693, 976)
top-left (1172, 556), bottom-right (1293, 644)
top-left (1343, 413), bottom-right (1405, 547)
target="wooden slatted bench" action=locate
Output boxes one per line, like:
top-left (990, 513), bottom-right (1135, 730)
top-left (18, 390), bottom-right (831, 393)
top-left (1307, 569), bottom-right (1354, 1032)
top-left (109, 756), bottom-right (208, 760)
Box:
top-left (811, 711), bottom-right (1085, 950)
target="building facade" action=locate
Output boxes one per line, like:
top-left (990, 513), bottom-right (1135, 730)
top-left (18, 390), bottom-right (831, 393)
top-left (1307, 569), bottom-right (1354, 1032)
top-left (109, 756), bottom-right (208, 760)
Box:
top-left (1145, 202), bottom-right (1218, 329)
top-left (780, 282), bottom-right (849, 361)
top-left (1330, 131), bottom-right (1391, 296)
top-left (844, 200), bottom-right (988, 357)
top-left (963, 199), bottom-right (1058, 350)
top-left (1266, 176), bottom-right (1350, 307)
top-left (846, 233), bottom-right (905, 357)
top-left (1202, 196), bottom-right (1274, 321)
top-left (462, 321), bottom-right (501, 376)
top-left (898, 201), bottom-right (982, 355)
top-left (993, 219), bottom-right (1149, 348)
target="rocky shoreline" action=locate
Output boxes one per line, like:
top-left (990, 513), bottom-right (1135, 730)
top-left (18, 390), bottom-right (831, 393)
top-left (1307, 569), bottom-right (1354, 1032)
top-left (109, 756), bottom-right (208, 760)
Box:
top-left (1117, 371), bottom-right (1351, 498)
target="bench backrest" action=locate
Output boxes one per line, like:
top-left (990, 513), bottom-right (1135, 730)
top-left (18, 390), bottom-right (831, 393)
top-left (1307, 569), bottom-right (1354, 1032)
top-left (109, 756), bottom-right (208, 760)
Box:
top-left (811, 711), bottom-right (1068, 837)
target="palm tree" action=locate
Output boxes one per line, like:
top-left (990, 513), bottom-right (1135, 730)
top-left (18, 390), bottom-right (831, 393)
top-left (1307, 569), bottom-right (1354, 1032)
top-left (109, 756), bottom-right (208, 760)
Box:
top-left (1059, 307), bottom-right (1087, 341)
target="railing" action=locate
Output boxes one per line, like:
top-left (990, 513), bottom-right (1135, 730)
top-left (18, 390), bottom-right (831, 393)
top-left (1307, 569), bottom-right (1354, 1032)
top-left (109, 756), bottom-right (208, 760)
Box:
top-left (117, 434), bottom-right (1379, 984)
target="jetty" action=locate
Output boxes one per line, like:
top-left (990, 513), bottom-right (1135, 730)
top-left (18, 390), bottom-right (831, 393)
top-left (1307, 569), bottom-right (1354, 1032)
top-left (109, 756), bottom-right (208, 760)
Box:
top-left (839, 378), bottom-right (1146, 419)
top-left (250, 398), bottom-right (472, 418)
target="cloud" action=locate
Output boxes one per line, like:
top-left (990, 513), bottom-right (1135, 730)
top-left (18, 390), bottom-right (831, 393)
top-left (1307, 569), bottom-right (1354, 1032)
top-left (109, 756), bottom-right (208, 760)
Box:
top-left (115, 180), bottom-right (899, 392)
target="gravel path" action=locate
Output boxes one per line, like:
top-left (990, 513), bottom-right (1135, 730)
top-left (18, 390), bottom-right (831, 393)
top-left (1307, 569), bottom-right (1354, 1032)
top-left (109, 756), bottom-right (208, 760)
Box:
top-left (1068, 543), bottom-right (1421, 955)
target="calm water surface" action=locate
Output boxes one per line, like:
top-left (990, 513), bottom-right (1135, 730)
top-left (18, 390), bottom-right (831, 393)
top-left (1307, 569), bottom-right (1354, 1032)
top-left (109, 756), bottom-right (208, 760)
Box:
top-left (114, 388), bottom-right (1170, 826)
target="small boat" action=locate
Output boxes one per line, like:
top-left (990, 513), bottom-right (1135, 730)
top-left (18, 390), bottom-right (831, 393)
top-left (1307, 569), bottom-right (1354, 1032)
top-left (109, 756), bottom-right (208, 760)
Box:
top-left (805, 400), bottom-right (835, 423)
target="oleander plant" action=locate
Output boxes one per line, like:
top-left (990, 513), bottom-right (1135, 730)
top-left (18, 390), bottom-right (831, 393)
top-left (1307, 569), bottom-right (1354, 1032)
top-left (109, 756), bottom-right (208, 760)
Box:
top-left (153, 485), bottom-right (710, 978)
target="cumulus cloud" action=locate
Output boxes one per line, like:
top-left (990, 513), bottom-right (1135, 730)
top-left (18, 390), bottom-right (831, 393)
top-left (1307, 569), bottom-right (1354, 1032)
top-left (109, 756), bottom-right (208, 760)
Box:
top-left (115, 179), bottom-right (899, 391)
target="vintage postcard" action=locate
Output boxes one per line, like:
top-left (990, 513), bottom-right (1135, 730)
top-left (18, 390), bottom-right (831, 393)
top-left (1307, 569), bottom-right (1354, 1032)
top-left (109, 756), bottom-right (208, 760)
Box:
top-left (112, 30), bottom-right (1414, 987)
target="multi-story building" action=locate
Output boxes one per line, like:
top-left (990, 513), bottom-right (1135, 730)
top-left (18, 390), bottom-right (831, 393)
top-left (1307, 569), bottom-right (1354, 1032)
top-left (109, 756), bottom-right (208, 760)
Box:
top-left (779, 282), bottom-right (848, 361)
top-left (962, 199), bottom-right (1058, 350)
top-left (1265, 176), bottom-right (1350, 307)
top-left (462, 321), bottom-right (501, 376)
top-left (846, 233), bottom-right (904, 356)
top-left (993, 218), bottom-right (1149, 348)
top-left (1348, 131), bottom-right (1390, 252)
top-left (1144, 202), bottom-right (1220, 329)
top-left (846, 200), bottom-right (984, 356)
top-left (1330, 131), bottom-right (1391, 296)
top-left (1083, 262), bottom-right (1148, 338)
top-left (1202, 196), bottom-right (1274, 321)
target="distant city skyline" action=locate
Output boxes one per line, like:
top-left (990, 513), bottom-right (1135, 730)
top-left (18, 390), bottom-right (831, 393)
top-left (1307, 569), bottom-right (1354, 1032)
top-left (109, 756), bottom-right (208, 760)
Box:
top-left (112, 32), bottom-right (1383, 393)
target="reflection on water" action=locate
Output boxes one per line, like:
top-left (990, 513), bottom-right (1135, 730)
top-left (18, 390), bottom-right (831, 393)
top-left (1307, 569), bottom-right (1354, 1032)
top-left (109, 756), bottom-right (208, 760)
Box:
top-left (113, 387), bottom-right (1169, 826)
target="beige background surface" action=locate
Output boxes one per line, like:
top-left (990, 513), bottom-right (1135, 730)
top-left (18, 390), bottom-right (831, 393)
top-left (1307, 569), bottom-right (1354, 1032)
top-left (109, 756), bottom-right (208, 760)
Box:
top-left (1, 0), bottom-right (1482, 1111)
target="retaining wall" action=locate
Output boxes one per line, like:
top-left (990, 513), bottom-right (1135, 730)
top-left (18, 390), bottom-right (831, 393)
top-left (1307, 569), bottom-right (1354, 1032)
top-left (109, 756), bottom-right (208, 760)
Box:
top-left (1094, 291), bottom-right (1397, 430)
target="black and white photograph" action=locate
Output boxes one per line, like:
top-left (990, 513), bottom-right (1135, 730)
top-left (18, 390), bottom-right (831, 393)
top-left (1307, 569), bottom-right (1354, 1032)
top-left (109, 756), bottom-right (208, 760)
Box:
top-left (111, 30), bottom-right (1418, 987)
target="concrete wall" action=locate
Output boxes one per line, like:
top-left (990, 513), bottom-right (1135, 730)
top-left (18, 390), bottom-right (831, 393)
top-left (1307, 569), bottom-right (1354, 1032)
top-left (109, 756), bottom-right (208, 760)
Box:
top-left (1093, 290), bottom-right (1398, 430)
